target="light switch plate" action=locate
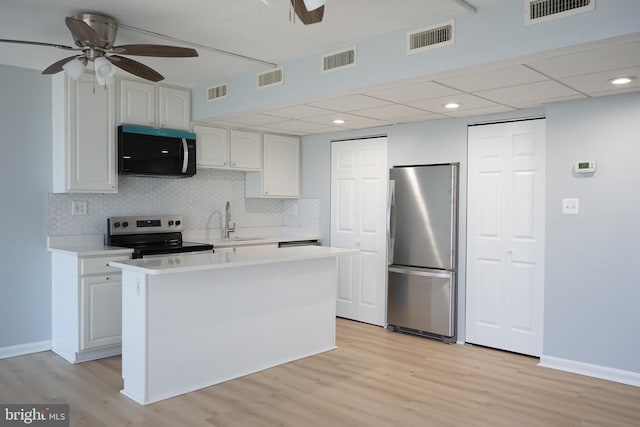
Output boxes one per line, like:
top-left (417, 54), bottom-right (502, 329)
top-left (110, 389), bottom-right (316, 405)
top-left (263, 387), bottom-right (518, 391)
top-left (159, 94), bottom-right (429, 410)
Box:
top-left (562, 198), bottom-right (579, 215)
top-left (71, 200), bottom-right (88, 216)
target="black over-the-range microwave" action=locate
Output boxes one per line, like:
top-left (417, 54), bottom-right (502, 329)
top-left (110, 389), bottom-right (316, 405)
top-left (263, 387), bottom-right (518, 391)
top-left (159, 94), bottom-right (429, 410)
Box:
top-left (117, 125), bottom-right (197, 177)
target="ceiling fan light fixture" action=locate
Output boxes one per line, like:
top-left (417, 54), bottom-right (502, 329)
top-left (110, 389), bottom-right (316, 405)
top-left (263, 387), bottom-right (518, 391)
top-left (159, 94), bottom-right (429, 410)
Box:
top-left (302, 0), bottom-right (326, 12)
top-left (94, 56), bottom-right (116, 86)
top-left (62, 58), bottom-right (86, 80)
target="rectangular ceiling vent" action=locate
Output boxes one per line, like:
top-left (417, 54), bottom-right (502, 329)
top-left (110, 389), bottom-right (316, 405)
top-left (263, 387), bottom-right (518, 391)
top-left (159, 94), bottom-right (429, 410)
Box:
top-left (206, 83), bottom-right (228, 102)
top-left (407, 20), bottom-right (455, 54)
top-left (525, 0), bottom-right (595, 25)
top-left (257, 67), bottom-right (284, 89)
top-left (322, 48), bottom-right (356, 73)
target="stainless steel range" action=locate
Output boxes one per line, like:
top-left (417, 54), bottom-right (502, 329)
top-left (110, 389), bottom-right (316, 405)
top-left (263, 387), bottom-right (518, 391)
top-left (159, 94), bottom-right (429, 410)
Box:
top-left (107, 215), bottom-right (213, 259)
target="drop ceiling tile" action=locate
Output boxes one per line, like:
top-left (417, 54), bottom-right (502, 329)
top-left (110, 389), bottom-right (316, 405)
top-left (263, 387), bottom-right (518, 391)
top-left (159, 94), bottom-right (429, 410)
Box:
top-left (218, 113), bottom-right (289, 126)
top-left (507, 94), bottom-right (586, 109)
top-left (303, 112), bottom-right (391, 128)
top-left (527, 40), bottom-right (640, 78)
top-left (475, 80), bottom-right (582, 106)
top-left (261, 105), bottom-right (335, 119)
top-left (364, 81), bottom-right (461, 103)
top-left (254, 120), bottom-right (330, 132)
top-left (307, 94), bottom-right (392, 112)
top-left (407, 93), bottom-right (499, 113)
top-left (441, 104), bottom-right (515, 118)
top-left (435, 65), bottom-right (548, 92)
top-left (558, 66), bottom-right (640, 95)
top-left (352, 104), bottom-right (435, 121)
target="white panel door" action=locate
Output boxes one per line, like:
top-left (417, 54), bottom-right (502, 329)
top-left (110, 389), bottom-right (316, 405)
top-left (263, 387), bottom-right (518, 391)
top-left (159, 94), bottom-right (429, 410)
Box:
top-left (331, 137), bottom-right (388, 326)
top-left (466, 119), bottom-right (545, 356)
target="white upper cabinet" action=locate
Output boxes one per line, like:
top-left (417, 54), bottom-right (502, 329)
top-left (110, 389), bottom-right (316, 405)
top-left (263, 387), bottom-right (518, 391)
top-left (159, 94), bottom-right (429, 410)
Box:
top-left (52, 73), bottom-right (117, 193)
top-left (195, 126), bottom-right (262, 171)
top-left (230, 130), bottom-right (262, 170)
top-left (118, 79), bottom-right (191, 130)
top-left (194, 124), bottom-right (229, 168)
top-left (158, 86), bottom-right (191, 130)
top-left (246, 133), bottom-right (300, 198)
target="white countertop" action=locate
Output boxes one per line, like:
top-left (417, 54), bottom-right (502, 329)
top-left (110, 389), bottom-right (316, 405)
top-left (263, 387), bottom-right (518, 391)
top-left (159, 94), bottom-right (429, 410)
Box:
top-left (48, 235), bottom-right (134, 257)
top-left (109, 245), bottom-right (357, 275)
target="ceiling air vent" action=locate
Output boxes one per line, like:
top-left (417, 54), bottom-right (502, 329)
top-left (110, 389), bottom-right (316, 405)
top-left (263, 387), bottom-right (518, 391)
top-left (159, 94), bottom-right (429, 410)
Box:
top-left (407, 20), bottom-right (455, 54)
top-left (257, 67), bottom-right (284, 89)
top-left (525, 0), bottom-right (595, 25)
top-left (322, 47), bottom-right (356, 73)
top-left (207, 83), bottom-right (228, 102)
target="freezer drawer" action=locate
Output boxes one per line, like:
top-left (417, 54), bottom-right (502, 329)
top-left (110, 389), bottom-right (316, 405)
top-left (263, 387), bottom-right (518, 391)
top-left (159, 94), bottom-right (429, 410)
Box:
top-left (387, 266), bottom-right (455, 339)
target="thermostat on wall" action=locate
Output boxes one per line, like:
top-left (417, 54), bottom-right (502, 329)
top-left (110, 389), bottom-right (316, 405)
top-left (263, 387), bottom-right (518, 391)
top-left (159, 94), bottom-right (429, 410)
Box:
top-left (574, 161), bottom-right (596, 174)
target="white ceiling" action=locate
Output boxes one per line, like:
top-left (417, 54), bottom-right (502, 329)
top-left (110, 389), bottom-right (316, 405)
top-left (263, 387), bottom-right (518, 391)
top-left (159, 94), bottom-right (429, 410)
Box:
top-left (2, 0), bottom-right (640, 136)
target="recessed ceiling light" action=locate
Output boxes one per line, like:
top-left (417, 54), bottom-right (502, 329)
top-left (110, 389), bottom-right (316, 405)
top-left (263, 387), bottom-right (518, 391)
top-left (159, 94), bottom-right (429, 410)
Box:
top-left (444, 102), bottom-right (460, 109)
top-left (609, 76), bottom-right (636, 85)
top-left (333, 118), bottom-right (345, 124)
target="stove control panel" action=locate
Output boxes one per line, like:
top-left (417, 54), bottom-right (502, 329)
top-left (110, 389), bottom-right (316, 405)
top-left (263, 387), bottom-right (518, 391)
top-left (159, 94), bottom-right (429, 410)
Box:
top-left (108, 215), bottom-right (184, 235)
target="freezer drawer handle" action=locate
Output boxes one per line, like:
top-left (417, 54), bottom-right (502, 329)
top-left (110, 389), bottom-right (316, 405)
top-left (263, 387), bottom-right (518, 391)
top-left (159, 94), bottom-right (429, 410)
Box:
top-left (388, 266), bottom-right (451, 279)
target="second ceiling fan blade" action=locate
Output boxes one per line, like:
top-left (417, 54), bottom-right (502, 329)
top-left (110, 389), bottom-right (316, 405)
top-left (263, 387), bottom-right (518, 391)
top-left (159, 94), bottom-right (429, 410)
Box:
top-left (42, 55), bottom-right (82, 75)
top-left (65, 16), bottom-right (100, 45)
top-left (112, 44), bottom-right (198, 57)
top-left (108, 55), bottom-right (164, 82)
top-left (290, 0), bottom-right (324, 25)
top-left (0, 39), bottom-right (76, 50)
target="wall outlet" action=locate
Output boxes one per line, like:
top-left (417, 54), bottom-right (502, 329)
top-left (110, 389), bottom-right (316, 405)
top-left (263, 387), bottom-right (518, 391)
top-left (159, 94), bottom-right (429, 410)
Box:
top-left (71, 200), bottom-right (88, 216)
top-left (292, 202), bottom-right (298, 215)
top-left (562, 198), bottom-right (579, 215)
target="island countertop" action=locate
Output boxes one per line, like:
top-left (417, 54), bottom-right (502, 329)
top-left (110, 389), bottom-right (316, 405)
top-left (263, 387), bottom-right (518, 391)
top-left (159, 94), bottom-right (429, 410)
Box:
top-left (109, 245), bottom-right (357, 275)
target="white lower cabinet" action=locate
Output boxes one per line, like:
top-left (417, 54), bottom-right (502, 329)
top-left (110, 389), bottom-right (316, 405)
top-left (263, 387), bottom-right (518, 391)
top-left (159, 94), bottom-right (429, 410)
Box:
top-left (80, 275), bottom-right (122, 351)
top-left (52, 252), bottom-right (130, 363)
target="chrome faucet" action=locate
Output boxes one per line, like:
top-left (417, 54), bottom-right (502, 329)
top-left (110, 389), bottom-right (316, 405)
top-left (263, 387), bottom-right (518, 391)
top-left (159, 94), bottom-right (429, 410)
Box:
top-left (224, 201), bottom-right (236, 239)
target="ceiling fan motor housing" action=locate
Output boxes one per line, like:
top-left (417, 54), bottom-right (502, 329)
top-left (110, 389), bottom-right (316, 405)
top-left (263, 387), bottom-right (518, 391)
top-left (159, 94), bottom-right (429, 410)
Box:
top-left (72, 13), bottom-right (118, 49)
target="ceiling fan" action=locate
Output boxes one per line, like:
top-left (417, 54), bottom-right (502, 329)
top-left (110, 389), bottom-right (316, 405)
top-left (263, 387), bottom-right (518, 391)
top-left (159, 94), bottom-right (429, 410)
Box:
top-left (290, 0), bottom-right (326, 25)
top-left (0, 13), bottom-right (198, 84)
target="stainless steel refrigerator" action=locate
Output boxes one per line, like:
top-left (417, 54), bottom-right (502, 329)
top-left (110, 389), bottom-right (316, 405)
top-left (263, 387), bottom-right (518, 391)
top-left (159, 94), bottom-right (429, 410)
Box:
top-left (387, 163), bottom-right (458, 343)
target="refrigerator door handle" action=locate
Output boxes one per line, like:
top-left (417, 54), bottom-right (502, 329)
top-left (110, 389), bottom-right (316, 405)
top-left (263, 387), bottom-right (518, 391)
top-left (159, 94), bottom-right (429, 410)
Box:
top-left (387, 179), bottom-right (396, 265)
top-left (388, 266), bottom-right (452, 279)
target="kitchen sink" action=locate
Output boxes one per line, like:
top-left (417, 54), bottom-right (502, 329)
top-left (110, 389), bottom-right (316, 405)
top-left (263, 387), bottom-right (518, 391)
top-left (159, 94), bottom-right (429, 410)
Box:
top-left (228, 237), bottom-right (265, 241)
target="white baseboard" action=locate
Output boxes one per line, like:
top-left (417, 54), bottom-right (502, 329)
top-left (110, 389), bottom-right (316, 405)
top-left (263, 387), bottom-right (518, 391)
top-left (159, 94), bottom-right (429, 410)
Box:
top-left (0, 340), bottom-right (52, 359)
top-left (539, 355), bottom-right (640, 388)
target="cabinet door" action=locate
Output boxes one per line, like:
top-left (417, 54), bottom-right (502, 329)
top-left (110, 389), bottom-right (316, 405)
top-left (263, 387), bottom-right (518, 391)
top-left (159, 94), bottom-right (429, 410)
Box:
top-left (80, 275), bottom-right (122, 350)
top-left (158, 86), bottom-right (191, 130)
top-left (119, 79), bottom-right (155, 126)
top-left (68, 73), bottom-right (117, 193)
top-left (194, 125), bottom-right (229, 168)
top-left (229, 130), bottom-right (261, 170)
top-left (262, 134), bottom-right (300, 197)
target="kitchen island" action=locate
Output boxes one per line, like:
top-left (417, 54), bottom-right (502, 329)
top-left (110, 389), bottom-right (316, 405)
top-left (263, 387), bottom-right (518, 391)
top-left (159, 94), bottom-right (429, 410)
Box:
top-left (109, 245), bottom-right (355, 405)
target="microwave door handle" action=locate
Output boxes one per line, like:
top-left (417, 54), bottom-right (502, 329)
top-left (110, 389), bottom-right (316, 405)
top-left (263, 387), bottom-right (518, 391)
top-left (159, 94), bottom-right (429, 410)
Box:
top-left (181, 138), bottom-right (189, 173)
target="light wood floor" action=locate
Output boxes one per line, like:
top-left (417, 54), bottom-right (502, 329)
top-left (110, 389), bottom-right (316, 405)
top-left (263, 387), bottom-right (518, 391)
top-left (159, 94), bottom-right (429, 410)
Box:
top-left (1, 318), bottom-right (639, 426)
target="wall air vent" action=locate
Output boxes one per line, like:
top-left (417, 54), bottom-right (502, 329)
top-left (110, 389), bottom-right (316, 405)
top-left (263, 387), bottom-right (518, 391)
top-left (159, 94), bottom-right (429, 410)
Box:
top-left (322, 47), bottom-right (356, 73)
top-left (525, 0), bottom-right (594, 25)
top-left (407, 21), bottom-right (455, 54)
top-left (207, 84), bottom-right (228, 102)
top-left (257, 67), bottom-right (284, 89)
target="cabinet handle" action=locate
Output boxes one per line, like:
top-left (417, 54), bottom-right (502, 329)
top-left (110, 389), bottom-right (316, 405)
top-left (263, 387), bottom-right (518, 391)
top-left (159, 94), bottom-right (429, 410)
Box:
top-left (106, 276), bottom-right (110, 281)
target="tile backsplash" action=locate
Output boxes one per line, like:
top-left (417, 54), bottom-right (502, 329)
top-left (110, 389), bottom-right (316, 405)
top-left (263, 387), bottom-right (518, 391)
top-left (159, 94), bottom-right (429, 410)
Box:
top-left (48, 169), bottom-right (285, 236)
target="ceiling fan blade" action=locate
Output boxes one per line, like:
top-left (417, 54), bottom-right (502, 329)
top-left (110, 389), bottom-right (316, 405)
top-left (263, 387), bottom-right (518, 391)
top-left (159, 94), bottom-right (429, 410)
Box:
top-left (65, 16), bottom-right (99, 45)
top-left (112, 44), bottom-right (198, 57)
top-left (290, 0), bottom-right (324, 25)
top-left (0, 38), bottom-right (76, 50)
top-left (42, 55), bottom-right (82, 75)
top-left (108, 55), bottom-right (164, 82)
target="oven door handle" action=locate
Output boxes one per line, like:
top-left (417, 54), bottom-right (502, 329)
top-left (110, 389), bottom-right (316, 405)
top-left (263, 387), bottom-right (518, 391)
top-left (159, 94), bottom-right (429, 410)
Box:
top-left (181, 138), bottom-right (189, 173)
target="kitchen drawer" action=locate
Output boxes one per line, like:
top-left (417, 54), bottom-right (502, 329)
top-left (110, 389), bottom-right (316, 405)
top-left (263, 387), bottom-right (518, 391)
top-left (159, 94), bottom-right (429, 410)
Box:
top-left (80, 255), bottom-right (130, 276)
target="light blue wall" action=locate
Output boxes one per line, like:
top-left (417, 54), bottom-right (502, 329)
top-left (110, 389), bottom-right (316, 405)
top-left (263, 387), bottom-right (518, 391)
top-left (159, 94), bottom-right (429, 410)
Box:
top-left (193, 0), bottom-right (640, 120)
top-left (544, 92), bottom-right (640, 372)
top-left (301, 95), bottom-right (640, 374)
top-left (0, 64), bottom-right (52, 347)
